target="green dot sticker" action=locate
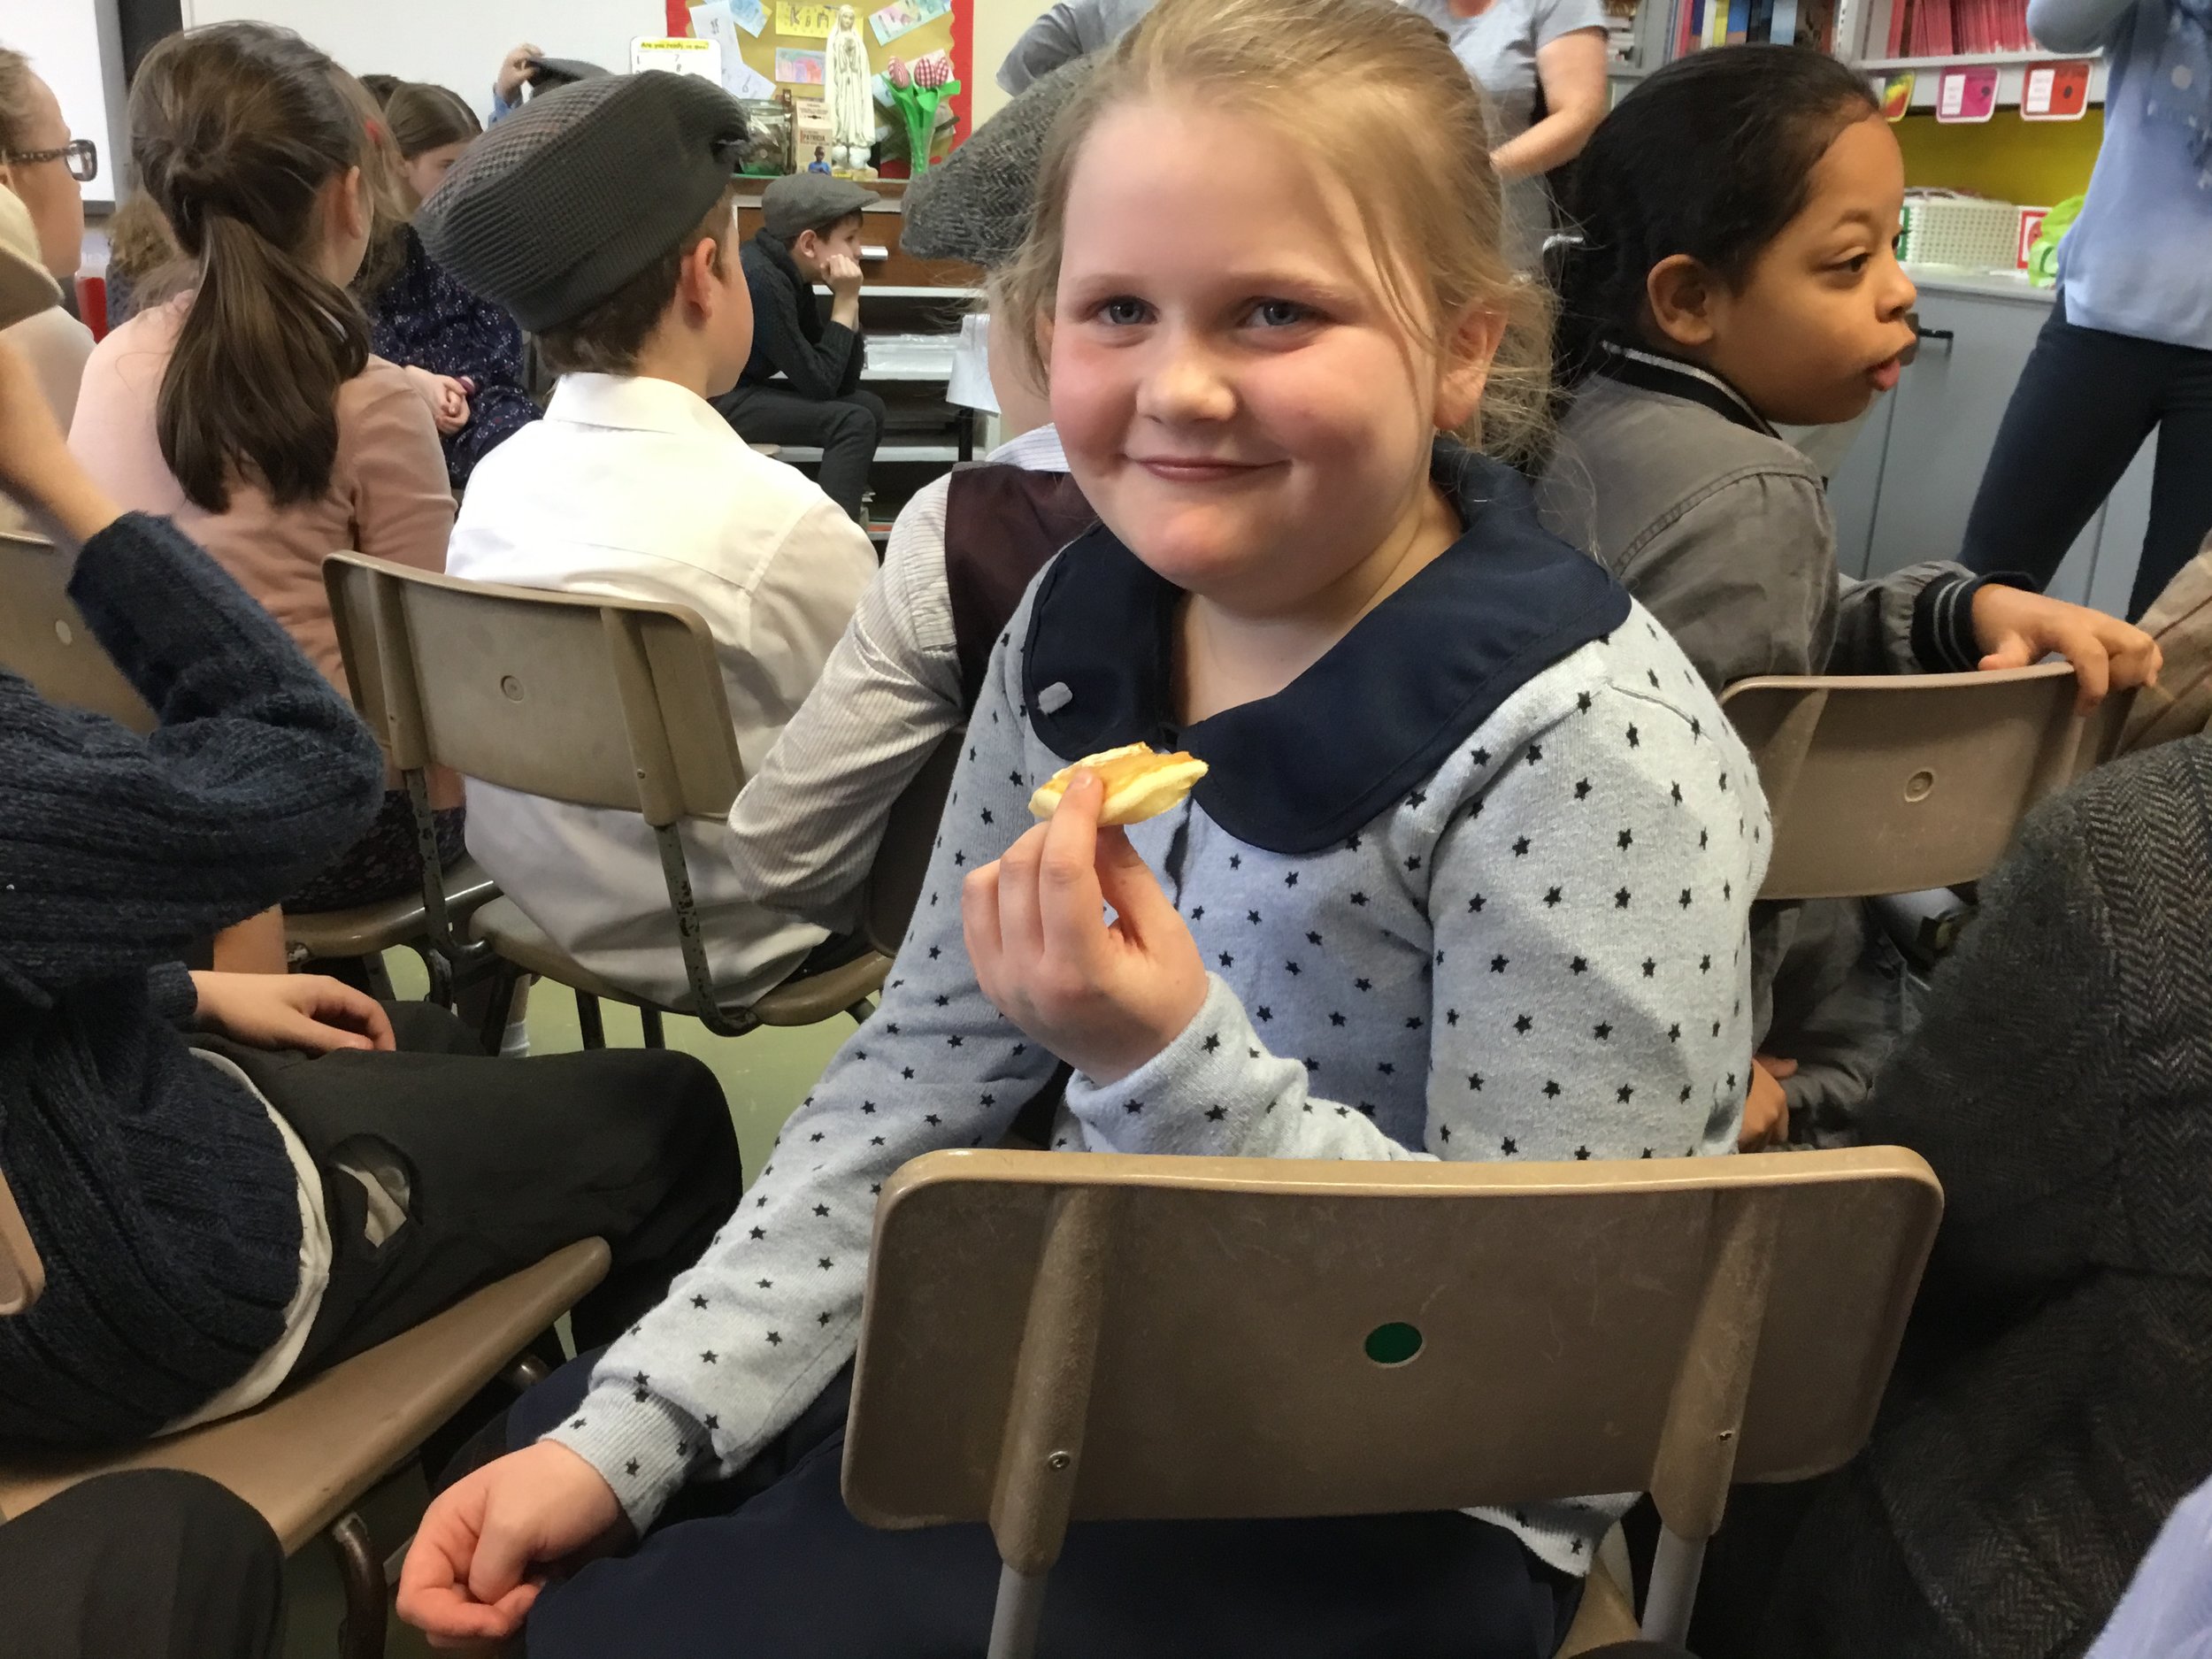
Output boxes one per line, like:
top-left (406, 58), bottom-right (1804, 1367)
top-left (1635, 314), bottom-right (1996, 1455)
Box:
top-left (1364, 1322), bottom-right (1424, 1366)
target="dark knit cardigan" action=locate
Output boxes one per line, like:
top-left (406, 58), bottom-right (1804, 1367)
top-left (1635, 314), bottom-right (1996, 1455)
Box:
top-left (0, 513), bottom-right (384, 1447)
top-left (1735, 734), bottom-right (2212, 1659)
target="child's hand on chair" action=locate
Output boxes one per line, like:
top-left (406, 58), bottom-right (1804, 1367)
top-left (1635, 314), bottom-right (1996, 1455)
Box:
top-left (964, 769), bottom-right (1210, 1087)
top-left (398, 1441), bottom-right (626, 1647)
top-left (1970, 585), bottom-right (2162, 712)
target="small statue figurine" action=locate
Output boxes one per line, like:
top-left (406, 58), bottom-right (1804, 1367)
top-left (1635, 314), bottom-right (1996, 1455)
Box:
top-left (826, 4), bottom-right (874, 173)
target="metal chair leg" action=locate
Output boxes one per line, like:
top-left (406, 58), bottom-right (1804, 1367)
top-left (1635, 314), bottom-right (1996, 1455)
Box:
top-left (575, 988), bottom-right (606, 1049)
top-left (641, 1007), bottom-right (666, 1048)
top-left (476, 962), bottom-right (523, 1056)
top-left (1642, 1524), bottom-right (1707, 1647)
top-left (328, 1510), bottom-right (388, 1659)
top-left (422, 943), bottom-right (454, 1010)
top-left (987, 1563), bottom-right (1048, 1659)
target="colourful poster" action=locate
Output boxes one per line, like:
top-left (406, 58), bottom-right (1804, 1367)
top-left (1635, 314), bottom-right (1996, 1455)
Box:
top-left (869, 0), bottom-right (951, 44)
top-left (1934, 65), bottom-right (1998, 122)
top-left (775, 2), bottom-right (839, 37)
top-left (775, 46), bottom-right (826, 84)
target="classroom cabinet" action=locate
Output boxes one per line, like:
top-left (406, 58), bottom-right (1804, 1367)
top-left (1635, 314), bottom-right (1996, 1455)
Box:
top-left (1824, 280), bottom-right (2154, 617)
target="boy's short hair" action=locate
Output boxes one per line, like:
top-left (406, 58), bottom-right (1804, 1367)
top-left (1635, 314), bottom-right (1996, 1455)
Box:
top-left (419, 70), bottom-right (748, 335)
top-left (536, 183), bottom-right (737, 375)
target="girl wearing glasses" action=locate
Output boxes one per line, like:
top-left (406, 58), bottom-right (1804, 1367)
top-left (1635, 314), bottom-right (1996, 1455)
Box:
top-left (0, 46), bottom-right (95, 431)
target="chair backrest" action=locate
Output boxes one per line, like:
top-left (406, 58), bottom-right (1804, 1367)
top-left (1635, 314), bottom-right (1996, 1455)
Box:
top-left (0, 531), bottom-right (154, 732)
top-left (1721, 663), bottom-right (2131, 900)
top-left (0, 1164), bottom-right (46, 1317)
top-left (844, 1147), bottom-right (1941, 1567)
top-left (324, 552), bottom-right (741, 826)
top-left (862, 731), bottom-right (964, 958)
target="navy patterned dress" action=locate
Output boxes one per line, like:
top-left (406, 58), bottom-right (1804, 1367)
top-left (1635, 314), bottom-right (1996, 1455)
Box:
top-left (367, 225), bottom-right (539, 488)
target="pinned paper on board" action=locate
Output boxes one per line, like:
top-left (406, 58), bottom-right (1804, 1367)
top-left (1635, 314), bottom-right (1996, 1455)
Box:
top-left (632, 35), bottom-right (724, 81)
top-left (1934, 65), bottom-right (1999, 122)
top-left (869, 0), bottom-right (951, 44)
top-left (727, 0), bottom-right (769, 32)
top-left (725, 56), bottom-right (776, 97)
top-left (775, 46), bottom-right (827, 84)
top-left (2021, 59), bottom-right (2091, 120)
top-left (690, 4), bottom-right (741, 56)
top-left (775, 2), bottom-right (840, 36)
top-left (1879, 71), bottom-right (1915, 121)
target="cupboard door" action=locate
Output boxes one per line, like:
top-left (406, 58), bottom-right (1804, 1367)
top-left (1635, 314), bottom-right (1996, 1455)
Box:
top-left (1817, 398), bottom-right (1895, 581)
top-left (1864, 292), bottom-right (2102, 588)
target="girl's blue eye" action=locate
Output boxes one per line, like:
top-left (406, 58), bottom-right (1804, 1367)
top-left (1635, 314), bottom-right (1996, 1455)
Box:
top-left (1099, 296), bottom-right (1149, 326)
top-left (1251, 299), bottom-right (1310, 328)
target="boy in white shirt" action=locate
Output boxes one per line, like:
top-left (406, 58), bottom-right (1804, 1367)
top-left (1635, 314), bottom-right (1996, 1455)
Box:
top-left (419, 71), bottom-right (875, 1008)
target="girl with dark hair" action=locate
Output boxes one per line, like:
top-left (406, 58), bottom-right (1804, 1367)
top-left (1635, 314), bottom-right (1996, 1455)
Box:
top-left (65, 23), bottom-right (462, 917)
top-left (1534, 43), bottom-right (2161, 1148)
top-left (357, 79), bottom-right (539, 488)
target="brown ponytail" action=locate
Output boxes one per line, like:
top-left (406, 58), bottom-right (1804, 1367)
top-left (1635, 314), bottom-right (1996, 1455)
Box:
top-left (130, 24), bottom-right (373, 512)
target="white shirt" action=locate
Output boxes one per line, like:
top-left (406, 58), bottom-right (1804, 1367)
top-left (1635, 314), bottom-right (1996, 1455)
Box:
top-left (449, 373), bottom-right (876, 1006)
top-left (726, 425), bottom-right (1069, 933)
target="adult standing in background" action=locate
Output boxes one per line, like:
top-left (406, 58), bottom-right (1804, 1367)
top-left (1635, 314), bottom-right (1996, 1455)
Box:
top-left (996, 0), bottom-right (1155, 92)
top-left (1402, 0), bottom-right (1610, 267)
top-left (1960, 0), bottom-right (2212, 618)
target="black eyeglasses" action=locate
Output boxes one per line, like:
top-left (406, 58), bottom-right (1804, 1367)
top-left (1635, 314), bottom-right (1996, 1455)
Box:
top-left (2, 139), bottom-right (97, 184)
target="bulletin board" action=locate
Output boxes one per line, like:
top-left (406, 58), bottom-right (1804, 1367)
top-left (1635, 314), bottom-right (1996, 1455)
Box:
top-left (664, 0), bottom-right (971, 173)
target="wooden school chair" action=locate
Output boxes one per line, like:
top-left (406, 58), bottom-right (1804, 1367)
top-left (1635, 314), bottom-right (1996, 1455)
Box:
top-left (0, 1161), bottom-right (610, 1659)
top-left (324, 551), bottom-right (891, 1047)
top-left (0, 527), bottom-right (499, 997)
top-left (1721, 661), bottom-right (2134, 901)
top-left (0, 528), bottom-right (153, 730)
top-left (844, 1146), bottom-right (1944, 1657)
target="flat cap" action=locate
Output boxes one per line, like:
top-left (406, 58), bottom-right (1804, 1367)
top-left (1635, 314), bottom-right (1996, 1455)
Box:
top-left (418, 72), bottom-right (747, 333)
top-left (759, 173), bottom-right (877, 242)
top-left (900, 57), bottom-right (1094, 268)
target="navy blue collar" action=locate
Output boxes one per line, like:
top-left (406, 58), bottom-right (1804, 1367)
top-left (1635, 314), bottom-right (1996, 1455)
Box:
top-left (1594, 343), bottom-right (1778, 439)
top-left (1022, 443), bottom-right (1632, 855)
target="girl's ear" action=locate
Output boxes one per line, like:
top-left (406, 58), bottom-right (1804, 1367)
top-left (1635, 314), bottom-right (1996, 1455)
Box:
top-left (1432, 302), bottom-right (1507, 434)
top-left (331, 165), bottom-right (368, 245)
top-left (1646, 254), bottom-right (1720, 350)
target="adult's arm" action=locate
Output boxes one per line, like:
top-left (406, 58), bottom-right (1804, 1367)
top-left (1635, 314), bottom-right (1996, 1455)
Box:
top-left (1493, 26), bottom-right (1609, 180)
top-left (726, 473), bottom-right (966, 932)
top-left (2025, 0), bottom-right (2135, 55)
top-left (996, 1), bottom-right (1106, 93)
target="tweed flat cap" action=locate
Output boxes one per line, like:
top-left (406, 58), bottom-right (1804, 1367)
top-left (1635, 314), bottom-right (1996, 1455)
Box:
top-left (418, 72), bottom-right (747, 332)
top-left (759, 173), bottom-right (878, 242)
top-left (899, 57), bottom-right (1094, 268)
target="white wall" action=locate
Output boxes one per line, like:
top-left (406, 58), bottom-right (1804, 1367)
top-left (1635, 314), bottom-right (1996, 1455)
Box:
top-left (7, 0), bottom-right (128, 207)
top-left (179, 0), bottom-right (663, 119)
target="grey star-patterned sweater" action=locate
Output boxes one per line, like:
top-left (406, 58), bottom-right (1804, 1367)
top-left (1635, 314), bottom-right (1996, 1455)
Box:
top-left (549, 457), bottom-right (1771, 1575)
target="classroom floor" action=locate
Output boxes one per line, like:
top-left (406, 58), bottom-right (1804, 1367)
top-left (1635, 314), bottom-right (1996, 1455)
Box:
top-left (279, 953), bottom-right (849, 1658)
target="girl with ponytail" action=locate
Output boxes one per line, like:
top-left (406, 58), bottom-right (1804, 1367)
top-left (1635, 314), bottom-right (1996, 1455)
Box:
top-left (68, 22), bottom-right (462, 917)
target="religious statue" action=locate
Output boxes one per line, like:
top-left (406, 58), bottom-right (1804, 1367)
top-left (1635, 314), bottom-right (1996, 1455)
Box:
top-left (826, 4), bottom-right (875, 173)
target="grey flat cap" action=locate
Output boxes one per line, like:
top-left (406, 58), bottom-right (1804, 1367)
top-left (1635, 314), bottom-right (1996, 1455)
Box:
top-left (418, 72), bottom-right (747, 333)
top-left (900, 57), bottom-right (1094, 269)
top-left (759, 173), bottom-right (878, 242)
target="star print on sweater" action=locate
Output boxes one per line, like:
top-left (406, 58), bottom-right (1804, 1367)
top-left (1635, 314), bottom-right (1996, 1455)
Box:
top-left (544, 584), bottom-right (1770, 1578)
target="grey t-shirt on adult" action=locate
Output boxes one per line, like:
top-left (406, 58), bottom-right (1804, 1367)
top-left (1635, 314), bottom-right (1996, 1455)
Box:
top-left (1402, 0), bottom-right (1609, 263)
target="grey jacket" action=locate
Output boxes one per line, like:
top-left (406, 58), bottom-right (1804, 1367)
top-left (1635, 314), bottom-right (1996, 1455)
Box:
top-left (995, 0), bottom-right (1156, 92)
top-left (1536, 360), bottom-right (1999, 1132)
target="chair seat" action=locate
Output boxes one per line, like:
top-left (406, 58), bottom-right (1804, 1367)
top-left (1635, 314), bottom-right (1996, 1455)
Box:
top-left (286, 855), bottom-right (500, 961)
top-left (0, 1239), bottom-right (607, 1551)
top-left (469, 895), bottom-right (889, 1029)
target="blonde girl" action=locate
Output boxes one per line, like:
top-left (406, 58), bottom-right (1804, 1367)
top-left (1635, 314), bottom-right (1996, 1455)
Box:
top-left (403, 3), bottom-right (1767, 1653)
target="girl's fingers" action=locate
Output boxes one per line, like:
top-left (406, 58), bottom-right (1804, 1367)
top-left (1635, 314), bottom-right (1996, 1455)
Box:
top-left (1094, 826), bottom-right (1179, 941)
top-left (993, 822), bottom-right (1054, 968)
top-left (1036, 772), bottom-right (1110, 966)
top-left (961, 863), bottom-right (1006, 998)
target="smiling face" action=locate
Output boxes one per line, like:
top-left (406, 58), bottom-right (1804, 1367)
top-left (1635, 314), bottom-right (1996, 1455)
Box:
top-left (1689, 113), bottom-right (1918, 426)
top-left (1048, 100), bottom-right (1498, 617)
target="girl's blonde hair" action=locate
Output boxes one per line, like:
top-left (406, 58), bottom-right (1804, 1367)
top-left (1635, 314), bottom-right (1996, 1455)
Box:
top-left (998, 0), bottom-right (1552, 467)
